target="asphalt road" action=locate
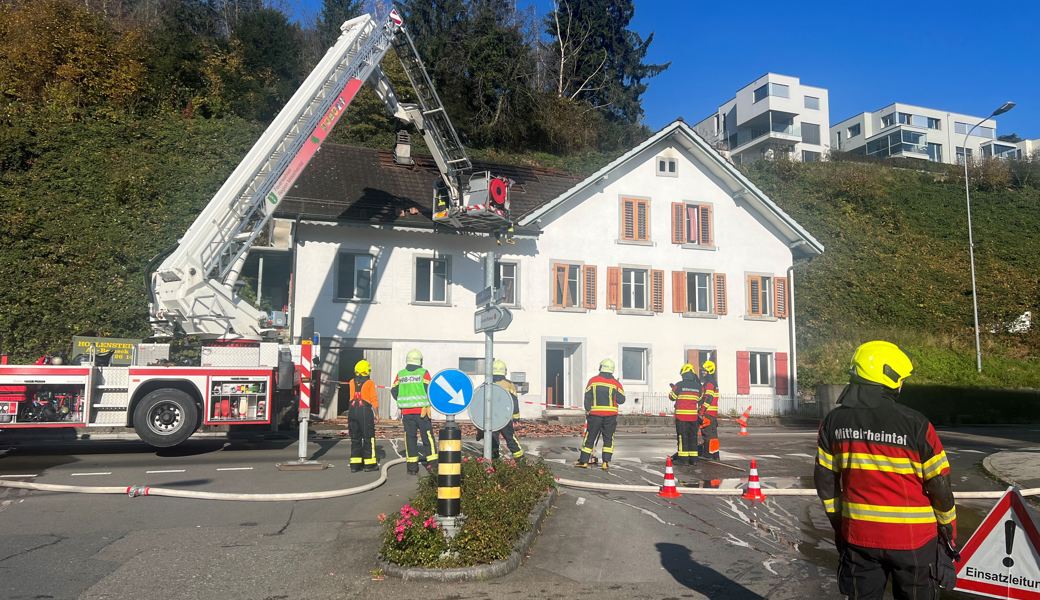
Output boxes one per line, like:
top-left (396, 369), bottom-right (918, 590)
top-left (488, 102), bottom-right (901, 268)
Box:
top-left (1, 424), bottom-right (1038, 599)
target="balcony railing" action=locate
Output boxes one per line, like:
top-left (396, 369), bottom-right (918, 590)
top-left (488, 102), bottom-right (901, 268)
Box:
top-left (726, 123), bottom-right (801, 150)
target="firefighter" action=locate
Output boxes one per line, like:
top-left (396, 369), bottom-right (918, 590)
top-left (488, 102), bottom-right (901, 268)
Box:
top-left (815, 341), bottom-right (957, 600)
top-left (698, 360), bottom-right (720, 461)
top-left (391, 349), bottom-right (438, 475)
top-left (575, 358), bottom-right (624, 470)
top-left (490, 359), bottom-right (524, 460)
top-left (344, 359), bottom-right (379, 472)
top-left (668, 363), bottom-right (701, 465)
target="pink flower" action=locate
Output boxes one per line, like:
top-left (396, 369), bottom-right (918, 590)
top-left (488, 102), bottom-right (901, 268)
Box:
top-left (395, 532), bottom-right (405, 542)
top-left (462, 456), bottom-right (470, 463)
top-left (476, 457), bottom-right (486, 463)
top-left (485, 466), bottom-right (495, 474)
top-left (423, 516), bottom-right (438, 529)
top-left (377, 513), bottom-right (387, 523)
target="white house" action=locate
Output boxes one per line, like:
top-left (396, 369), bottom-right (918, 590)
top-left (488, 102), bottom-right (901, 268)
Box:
top-left (271, 121), bottom-right (823, 420)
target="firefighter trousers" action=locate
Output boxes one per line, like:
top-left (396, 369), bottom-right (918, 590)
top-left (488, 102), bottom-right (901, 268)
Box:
top-left (491, 420), bottom-right (524, 459)
top-left (837, 539), bottom-right (940, 600)
top-left (579, 414), bottom-right (616, 463)
top-left (402, 413), bottom-right (438, 472)
top-left (674, 419), bottom-right (699, 463)
top-left (348, 401), bottom-right (377, 468)
top-left (699, 414), bottom-right (719, 460)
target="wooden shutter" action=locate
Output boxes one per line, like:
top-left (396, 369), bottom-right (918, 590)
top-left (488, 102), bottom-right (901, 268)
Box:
top-left (620, 198), bottom-right (635, 240)
top-left (774, 276), bottom-right (789, 318)
top-left (736, 351), bottom-right (751, 395)
top-left (636, 200), bottom-right (649, 240)
top-left (551, 263), bottom-right (566, 307)
top-left (774, 352), bottom-right (790, 396)
top-left (606, 267), bottom-right (620, 309)
top-left (686, 205), bottom-right (699, 244)
top-left (713, 273), bottom-right (727, 315)
top-left (698, 204), bottom-right (713, 246)
top-left (748, 276), bottom-right (761, 315)
top-left (671, 203), bottom-right (685, 244)
top-left (671, 271), bottom-right (686, 313)
top-left (651, 269), bottom-right (665, 312)
top-left (583, 265), bottom-right (597, 309)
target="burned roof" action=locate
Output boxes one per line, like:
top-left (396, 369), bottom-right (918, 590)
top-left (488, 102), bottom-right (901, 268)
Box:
top-left (277, 144), bottom-right (580, 230)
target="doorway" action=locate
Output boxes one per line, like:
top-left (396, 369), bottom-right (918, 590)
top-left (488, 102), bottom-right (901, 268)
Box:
top-left (545, 341), bottom-right (583, 408)
top-left (330, 343), bottom-right (393, 419)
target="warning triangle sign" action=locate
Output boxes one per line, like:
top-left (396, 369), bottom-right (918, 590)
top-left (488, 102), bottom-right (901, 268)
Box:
top-left (955, 487), bottom-right (1040, 599)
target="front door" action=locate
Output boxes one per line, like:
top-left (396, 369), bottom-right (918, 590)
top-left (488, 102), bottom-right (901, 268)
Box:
top-left (546, 341), bottom-right (583, 408)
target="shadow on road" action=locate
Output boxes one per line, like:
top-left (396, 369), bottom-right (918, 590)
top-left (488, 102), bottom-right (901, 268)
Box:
top-left (656, 542), bottom-right (764, 599)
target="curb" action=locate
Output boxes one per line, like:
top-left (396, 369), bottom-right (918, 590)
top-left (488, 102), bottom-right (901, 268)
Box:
top-left (981, 452), bottom-right (1029, 489)
top-left (379, 486), bottom-right (558, 581)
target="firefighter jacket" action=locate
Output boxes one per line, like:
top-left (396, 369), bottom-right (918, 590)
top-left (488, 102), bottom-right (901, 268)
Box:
top-left (668, 374), bottom-right (701, 422)
top-left (391, 365), bottom-right (431, 414)
top-left (699, 376), bottom-right (719, 419)
top-left (584, 372), bottom-right (625, 416)
top-left (493, 376), bottom-right (521, 419)
top-left (814, 381), bottom-right (956, 551)
top-left (347, 376), bottom-right (379, 409)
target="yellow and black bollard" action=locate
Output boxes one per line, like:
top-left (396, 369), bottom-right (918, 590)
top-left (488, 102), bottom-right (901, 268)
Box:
top-left (436, 421), bottom-right (462, 535)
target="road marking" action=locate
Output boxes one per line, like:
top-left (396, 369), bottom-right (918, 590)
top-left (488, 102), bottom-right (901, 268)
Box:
top-left (616, 457), bottom-right (642, 463)
top-left (959, 449), bottom-right (985, 454)
top-left (145, 469), bottom-right (186, 474)
top-left (576, 497), bottom-right (586, 506)
top-left (0, 474), bottom-right (38, 478)
top-left (786, 453), bottom-right (814, 458)
top-left (758, 454), bottom-right (782, 459)
top-left (216, 467), bottom-right (253, 471)
top-left (70, 472), bottom-right (112, 476)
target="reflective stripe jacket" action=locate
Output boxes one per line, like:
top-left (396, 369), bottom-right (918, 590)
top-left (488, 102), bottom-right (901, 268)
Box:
top-left (347, 378), bottom-right (378, 409)
top-left (392, 367), bottom-right (431, 412)
top-left (668, 375), bottom-right (701, 422)
top-left (815, 386), bottom-right (955, 550)
top-left (494, 378), bottom-right (521, 419)
top-left (699, 378), bottom-right (719, 417)
top-left (584, 374), bottom-right (625, 416)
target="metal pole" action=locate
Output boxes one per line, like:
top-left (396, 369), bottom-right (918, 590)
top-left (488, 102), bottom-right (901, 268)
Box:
top-left (962, 127), bottom-right (983, 373)
top-left (483, 249), bottom-right (495, 460)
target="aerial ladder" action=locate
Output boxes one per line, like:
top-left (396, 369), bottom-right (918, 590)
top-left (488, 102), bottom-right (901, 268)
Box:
top-left (150, 7), bottom-right (512, 341)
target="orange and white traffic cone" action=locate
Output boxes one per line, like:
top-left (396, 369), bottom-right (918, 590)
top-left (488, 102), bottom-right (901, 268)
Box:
top-left (741, 459), bottom-right (766, 502)
top-left (658, 457), bottom-right (682, 498)
top-left (736, 405), bottom-right (752, 436)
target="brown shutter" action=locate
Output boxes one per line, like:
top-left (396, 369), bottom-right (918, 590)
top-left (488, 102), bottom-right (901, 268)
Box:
top-left (671, 202), bottom-right (684, 244)
top-left (551, 263), bottom-right (565, 307)
top-left (748, 276), bottom-right (761, 315)
top-left (620, 198), bottom-right (634, 240)
top-left (713, 273), bottom-right (728, 315)
top-left (698, 204), bottom-right (713, 246)
top-left (606, 267), bottom-right (620, 309)
top-left (671, 271), bottom-right (686, 313)
top-left (651, 269), bottom-right (665, 312)
top-left (774, 276), bottom-right (788, 318)
top-left (636, 200), bottom-right (649, 240)
top-left (583, 265), bottom-right (597, 309)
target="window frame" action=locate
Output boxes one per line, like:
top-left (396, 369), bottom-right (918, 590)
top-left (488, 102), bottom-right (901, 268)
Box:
top-left (675, 201), bottom-right (715, 249)
top-left (748, 351), bottom-right (773, 386)
top-left (684, 270), bottom-right (714, 315)
top-left (334, 251), bottom-right (376, 302)
top-left (618, 196), bottom-right (652, 244)
top-left (801, 122), bottom-right (821, 145)
top-left (620, 266), bottom-right (650, 311)
top-left (550, 261), bottom-right (585, 312)
top-left (802, 150), bottom-right (821, 162)
top-left (412, 254), bottom-right (451, 305)
top-left (745, 273), bottom-right (774, 319)
top-left (458, 357), bottom-right (486, 375)
top-left (847, 123), bottom-right (861, 138)
top-left (494, 260), bottom-right (520, 308)
top-left (656, 156), bottom-right (678, 177)
top-left (804, 95), bottom-right (820, 110)
top-left (619, 344), bottom-right (651, 385)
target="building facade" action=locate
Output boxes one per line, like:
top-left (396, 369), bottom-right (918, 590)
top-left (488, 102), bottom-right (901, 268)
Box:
top-left (694, 73), bottom-right (831, 164)
top-left (276, 122), bottom-right (823, 421)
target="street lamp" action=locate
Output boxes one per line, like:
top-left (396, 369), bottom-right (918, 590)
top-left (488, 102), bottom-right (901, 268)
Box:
top-left (962, 100), bottom-right (1015, 374)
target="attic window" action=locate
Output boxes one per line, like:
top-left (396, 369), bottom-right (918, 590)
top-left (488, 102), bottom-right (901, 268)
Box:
top-left (657, 157), bottom-right (678, 177)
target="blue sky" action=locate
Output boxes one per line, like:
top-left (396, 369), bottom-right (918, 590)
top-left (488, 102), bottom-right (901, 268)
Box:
top-left (294, 1), bottom-right (1038, 138)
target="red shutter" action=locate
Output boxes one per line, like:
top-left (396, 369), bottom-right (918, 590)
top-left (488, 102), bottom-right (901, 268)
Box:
top-left (606, 267), bottom-right (620, 309)
top-left (671, 271), bottom-right (686, 313)
top-left (774, 352), bottom-right (789, 396)
top-left (699, 204), bottom-right (713, 246)
top-left (671, 203), bottom-right (684, 244)
top-left (736, 351), bottom-right (751, 395)
top-left (651, 269), bottom-right (664, 313)
top-left (713, 273), bottom-right (727, 315)
top-left (774, 276), bottom-right (788, 318)
top-left (583, 265), bottom-right (597, 309)
top-left (620, 198), bottom-right (634, 240)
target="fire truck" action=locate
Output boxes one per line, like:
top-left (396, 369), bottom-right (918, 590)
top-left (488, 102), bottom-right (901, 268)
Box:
top-left (0, 8), bottom-right (512, 447)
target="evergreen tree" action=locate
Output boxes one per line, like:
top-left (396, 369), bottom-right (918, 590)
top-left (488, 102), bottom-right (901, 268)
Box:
top-left (317, 0), bottom-right (364, 48)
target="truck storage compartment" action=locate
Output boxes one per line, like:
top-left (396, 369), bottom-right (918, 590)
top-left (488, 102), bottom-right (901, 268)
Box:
top-left (205, 376), bottom-right (271, 425)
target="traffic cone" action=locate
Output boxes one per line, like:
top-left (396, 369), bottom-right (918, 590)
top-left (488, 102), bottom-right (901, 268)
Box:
top-left (741, 459), bottom-right (766, 502)
top-left (737, 405), bottom-right (752, 436)
top-left (658, 457), bottom-right (682, 498)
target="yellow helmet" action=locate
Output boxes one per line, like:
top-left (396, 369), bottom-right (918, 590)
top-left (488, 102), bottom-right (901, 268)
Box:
top-left (701, 360), bottom-right (716, 375)
top-left (492, 359), bottom-right (508, 376)
top-left (599, 358), bottom-right (615, 374)
top-left (851, 341), bottom-right (913, 390)
top-left (354, 359), bottom-right (371, 376)
top-left (406, 349), bottom-right (423, 365)
top-left (680, 363), bottom-right (696, 375)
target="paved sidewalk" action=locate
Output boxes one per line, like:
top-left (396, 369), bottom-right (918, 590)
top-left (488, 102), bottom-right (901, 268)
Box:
top-left (982, 451), bottom-right (1040, 490)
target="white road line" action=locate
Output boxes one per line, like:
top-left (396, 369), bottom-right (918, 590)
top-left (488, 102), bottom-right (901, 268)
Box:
top-left (786, 453), bottom-right (814, 459)
top-left (758, 454), bottom-right (782, 459)
top-left (959, 449), bottom-right (985, 454)
top-left (216, 467), bottom-right (253, 471)
top-left (145, 469), bottom-right (186, 474)
top-left (70, 472), bottom-right (112, 477)
top-left (0, 474), bottom-right (38, 478)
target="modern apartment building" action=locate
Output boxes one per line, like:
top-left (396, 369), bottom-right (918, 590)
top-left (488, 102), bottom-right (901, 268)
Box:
top-left (830, 103), bottom-right (1012, 165)
top-left (694, 73), bottom-right (830, 164)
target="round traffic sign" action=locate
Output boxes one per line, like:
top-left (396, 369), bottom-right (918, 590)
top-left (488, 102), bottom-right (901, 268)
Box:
top-left (429, 369), bottom-right (474, 416)
top-left (468, 383), bottom-right (514, 431)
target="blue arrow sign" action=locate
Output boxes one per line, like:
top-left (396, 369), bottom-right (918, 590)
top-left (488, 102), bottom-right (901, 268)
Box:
top-left (429, 369), bottom-right (474, 416)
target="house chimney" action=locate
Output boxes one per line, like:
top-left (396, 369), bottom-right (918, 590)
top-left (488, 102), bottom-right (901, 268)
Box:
top-left (393, 130), bottom-right (414, 166)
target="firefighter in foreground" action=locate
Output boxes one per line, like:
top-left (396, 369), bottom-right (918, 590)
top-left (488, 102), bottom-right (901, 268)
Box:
top-left (698, 360), bottom-right (720, 461)
top-left (391, 349), bottom-right (438, 475)
top-left (488, 359), bottom-right (524, 459)
top-left (815, 341), bottom-right (957, 599)
top-left (668, 363), bottom-right (701, 464)
top-left (575, 358), bottom-right (624, 470)
top-left (344, 360), bottom-right (379, 472)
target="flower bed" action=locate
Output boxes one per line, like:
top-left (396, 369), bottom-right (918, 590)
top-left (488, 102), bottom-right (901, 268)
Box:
top-left (378, 457), bottom-right (556, 568)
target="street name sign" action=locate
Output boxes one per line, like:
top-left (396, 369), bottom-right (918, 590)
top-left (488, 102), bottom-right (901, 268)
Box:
top-left (474, 305), bottom-right (513, 333)
top-left (429, 369), bottom-right (474, 416)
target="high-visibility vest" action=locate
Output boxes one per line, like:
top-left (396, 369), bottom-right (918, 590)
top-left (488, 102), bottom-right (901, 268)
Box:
top-left (495, 379), bottom-right (520, 419)
top-left (585, 375), bottom-right (623, 416)
top-left (348, 378), bottom-right (378, 409)
top-left (394, 367), bottom-right (430, 409)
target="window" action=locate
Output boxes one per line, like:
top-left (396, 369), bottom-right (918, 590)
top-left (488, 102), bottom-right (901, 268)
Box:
top-left (956, 146), bottom-right (973, 164)
top-left (686, 272), bottom-right (712, 313)
top-left (414, 256), bottom-right (448, 303)
top-left (804, 95), bottom-right (820, 110)
top-left (881, 113), bottom-right (895, 128)
top-left (657, 156), bottom-right (678, 177)
top-left (976, 126), bottom-right (995, 139)
top-left (621, 268), bottom-right (648, 310)
top-left (898, 112), bottom-right (913, 125)
top-left (552, 263), bottom-right (582, 308)
top-left (753, 82), bottom-right (789, 102)
top-left (672, 271), bottom-right (727, 315)
top-left (494, 261), bottom-right (519, 307)
top-left (927, 143), bottom-right (943, 163)
top-left (954, 121), bottom-right (968, 135)
top-left (747, 274), bottom-right (772, 316)
top-left (620, 197), bottom-right (650, 242)
top-left (801, 123), bottom-right (821, 145)
top-left (847, 123), bottom-right (861, 138)
top-left (927, 117), bottom-right (942, 130)
top-left (621, 346), bottom-right (648, 383)
top-left (749, 352), bottom-right (771, 386)
top-left (670, 202), bottom-right (714, 247)
top-left (335, 253), bottom-right (374, 301)
top-left (459, 357), bottom-right (485, 375)
top-left (802, 150), bottom-right (821, 162)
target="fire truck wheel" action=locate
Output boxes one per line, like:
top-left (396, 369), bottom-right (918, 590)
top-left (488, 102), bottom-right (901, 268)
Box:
top-left (133, 389), bottom-right (199, 448)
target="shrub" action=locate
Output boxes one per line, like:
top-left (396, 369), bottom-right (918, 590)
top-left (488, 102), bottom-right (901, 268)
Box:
top-left (379, 457), bottom-right (555, 568)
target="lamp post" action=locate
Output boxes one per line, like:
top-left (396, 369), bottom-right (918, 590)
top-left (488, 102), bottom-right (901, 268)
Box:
top-left (962, 101), bottom-right (1015, 374)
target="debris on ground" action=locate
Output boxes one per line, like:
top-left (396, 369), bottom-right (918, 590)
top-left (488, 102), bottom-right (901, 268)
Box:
top-left (315, 418), bottom-right (583, 439)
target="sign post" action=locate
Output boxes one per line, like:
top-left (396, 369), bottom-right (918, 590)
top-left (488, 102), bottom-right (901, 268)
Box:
top-left (277, 335), bottom-right (329, 471)
top-left (482, 251), bottom-right (495, 459)
top-left (429, 368), bottom-right (474, 538)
